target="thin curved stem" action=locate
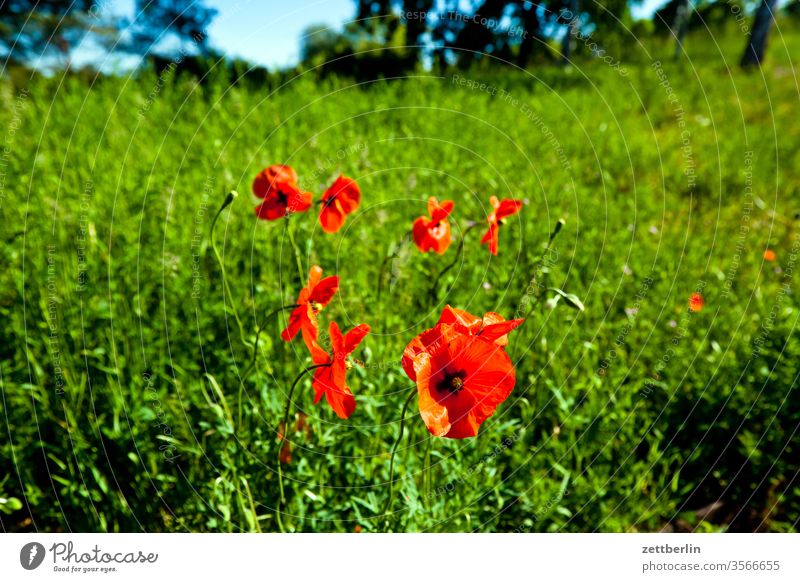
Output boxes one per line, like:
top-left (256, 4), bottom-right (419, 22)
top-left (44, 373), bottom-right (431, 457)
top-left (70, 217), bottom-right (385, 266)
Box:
top-left (210, 191), bottom-right (251, 350)
top-left (380, 385), bottom-right (418, 530)
top-left (428, 223), bottom-right (478, 303)
top-left (285, 216), bottom-right (305, 284)
top-left (521, 218), bottom-right (567, 320)
top-left (237, 303), bottom-right (300, 429)
top-left (276, 363), bottom-right (331, 533)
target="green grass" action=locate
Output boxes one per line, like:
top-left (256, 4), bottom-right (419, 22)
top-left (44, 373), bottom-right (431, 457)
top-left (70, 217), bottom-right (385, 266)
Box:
top-left (1, 28), bottom-right (799, 532)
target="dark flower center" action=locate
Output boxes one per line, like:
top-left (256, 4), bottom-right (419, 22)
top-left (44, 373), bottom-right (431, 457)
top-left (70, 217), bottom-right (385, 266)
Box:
top-left (438, 370), bottom-right (466, 394)
top-left (323, 193), bottom-right (339, 208)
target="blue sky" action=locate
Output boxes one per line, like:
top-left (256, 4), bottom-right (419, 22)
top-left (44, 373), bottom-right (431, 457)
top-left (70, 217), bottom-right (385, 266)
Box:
top-left (204, 0), bottom-right (355, 68)
top-left (88, 0), bottom-right (674, 70)
top-left (92, 0), bottom-right (355, 68)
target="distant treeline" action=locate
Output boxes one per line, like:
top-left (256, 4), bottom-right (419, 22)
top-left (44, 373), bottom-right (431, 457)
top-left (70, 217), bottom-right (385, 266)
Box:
top-left (1, 0), bottom-right (798, 82)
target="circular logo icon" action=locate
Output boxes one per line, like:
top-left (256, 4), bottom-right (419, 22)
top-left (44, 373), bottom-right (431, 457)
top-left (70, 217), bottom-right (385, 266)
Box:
top-left (20, 542), bottom-right (46, 570)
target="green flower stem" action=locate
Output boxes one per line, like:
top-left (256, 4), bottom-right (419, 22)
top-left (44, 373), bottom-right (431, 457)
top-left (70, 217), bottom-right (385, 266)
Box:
top-left (209, 190), bottom-right (251, 350)
top-left (423, 433), bottom-right (432, 508)
top-left (285, 215), bottom-right (305, 284)
top-left (376, 231), bottom-right (411, 301)
top-left (428, 222), bottom-right (479, 303)
top-left (380, 385), bottom-right (418, 531)
top-left (522, 218), bottom-right (566, 319)
top-left (237, 303), bottom-right (300, 430)
top-left (276, 363), bottom-right (331, 533)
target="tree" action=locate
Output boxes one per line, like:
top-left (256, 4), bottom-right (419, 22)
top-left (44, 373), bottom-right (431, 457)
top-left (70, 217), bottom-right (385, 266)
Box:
top-left (516, 1), bottom-right (551, 67)
top-left (0, 0), bottom-right (94, 64)
top-left (559, 0), bottom-right (580, 64)
top-left (116, 0), bottom-right (218, 58)
top-left (671, 0), bottom-right (690, 57)
top-left (300, 24), bottom-right (344, 64)
top-left (741, 0), bottom-right (778, 67)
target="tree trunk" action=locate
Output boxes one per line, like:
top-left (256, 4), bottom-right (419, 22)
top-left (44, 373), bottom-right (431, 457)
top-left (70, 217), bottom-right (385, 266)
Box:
top-left (672, 0), bottom-right (690, 58)
top-left (517, 1), bottom-right (540, 67)
top-left (561, 0), bottom-right (579, 65)
top-left (741, 0), bottom-right (779, 67)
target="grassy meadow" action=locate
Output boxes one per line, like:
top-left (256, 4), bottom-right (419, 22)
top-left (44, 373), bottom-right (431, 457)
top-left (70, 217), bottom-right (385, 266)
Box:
top-left (1, 27), bottom-right (799, 533)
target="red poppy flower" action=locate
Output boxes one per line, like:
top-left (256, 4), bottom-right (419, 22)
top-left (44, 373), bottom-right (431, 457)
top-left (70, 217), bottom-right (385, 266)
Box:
top-left (689, 292), bottom-right (704, 313)
top-left (480, 196), bottom-right (523, 255)
top-left (253, 165), bottom-right (297, 198)
top-left (402, 306), bottom-right (522, 382)
top-left (281, 266), bottom-right (339, 348)
top-left (253, 165), bottom-right (312, 220)
top-left (403, 324), bottom-right (516, 438)
top-left (319, 174), bottom-right (360, 233)
top-left (309, 321), bottom-right (370, 419)
top-left (412, 197), bottom-right (455, 254)
top-left (763, 249), bottom-right (776, 262)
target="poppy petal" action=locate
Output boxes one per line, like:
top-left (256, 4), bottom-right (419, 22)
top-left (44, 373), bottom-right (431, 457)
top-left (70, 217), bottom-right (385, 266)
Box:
top-left (481, 223), bottom-right (499, 255)
top-left (312, 365), bottom-right (330, 402)
top-left (254, 197), bottom-right (287, 221)
top-left (285, 185), bottom-right (313, 214)
top-left (412, 217), bottom-right (432, 252)
top-left (344, 324), bottom-right (370, 355)
top-left (430, 198), bottom-right (454, 222)
top-left (309, 275), bottom-right (339, 306)
top-left (319, 204), bottom-right (346, 233)
top-left (252, 165), bottom-right (298, 199)
top-left (280, 306), bottom-right (304, 342)
top-left (413, 353), bottom-right (452, 437)
top-left (325, 382), bottom-right (356, 419)
top-left (300, 310), bottom-right (320, 351)
top-left (451, 336), bottom-right (515, 433)
top-left (329, 320), bottom-right (345, 354)
top-left (496, 199), bottom-right (523, 220)
top-left (478, 318), bottom-right (524, 346)
top-left (438, 305), bottom-right (482, 331)
top-left (326, 175), bottom-right (361, 214)
top-left (402, 323), bottom-right (458, 381)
